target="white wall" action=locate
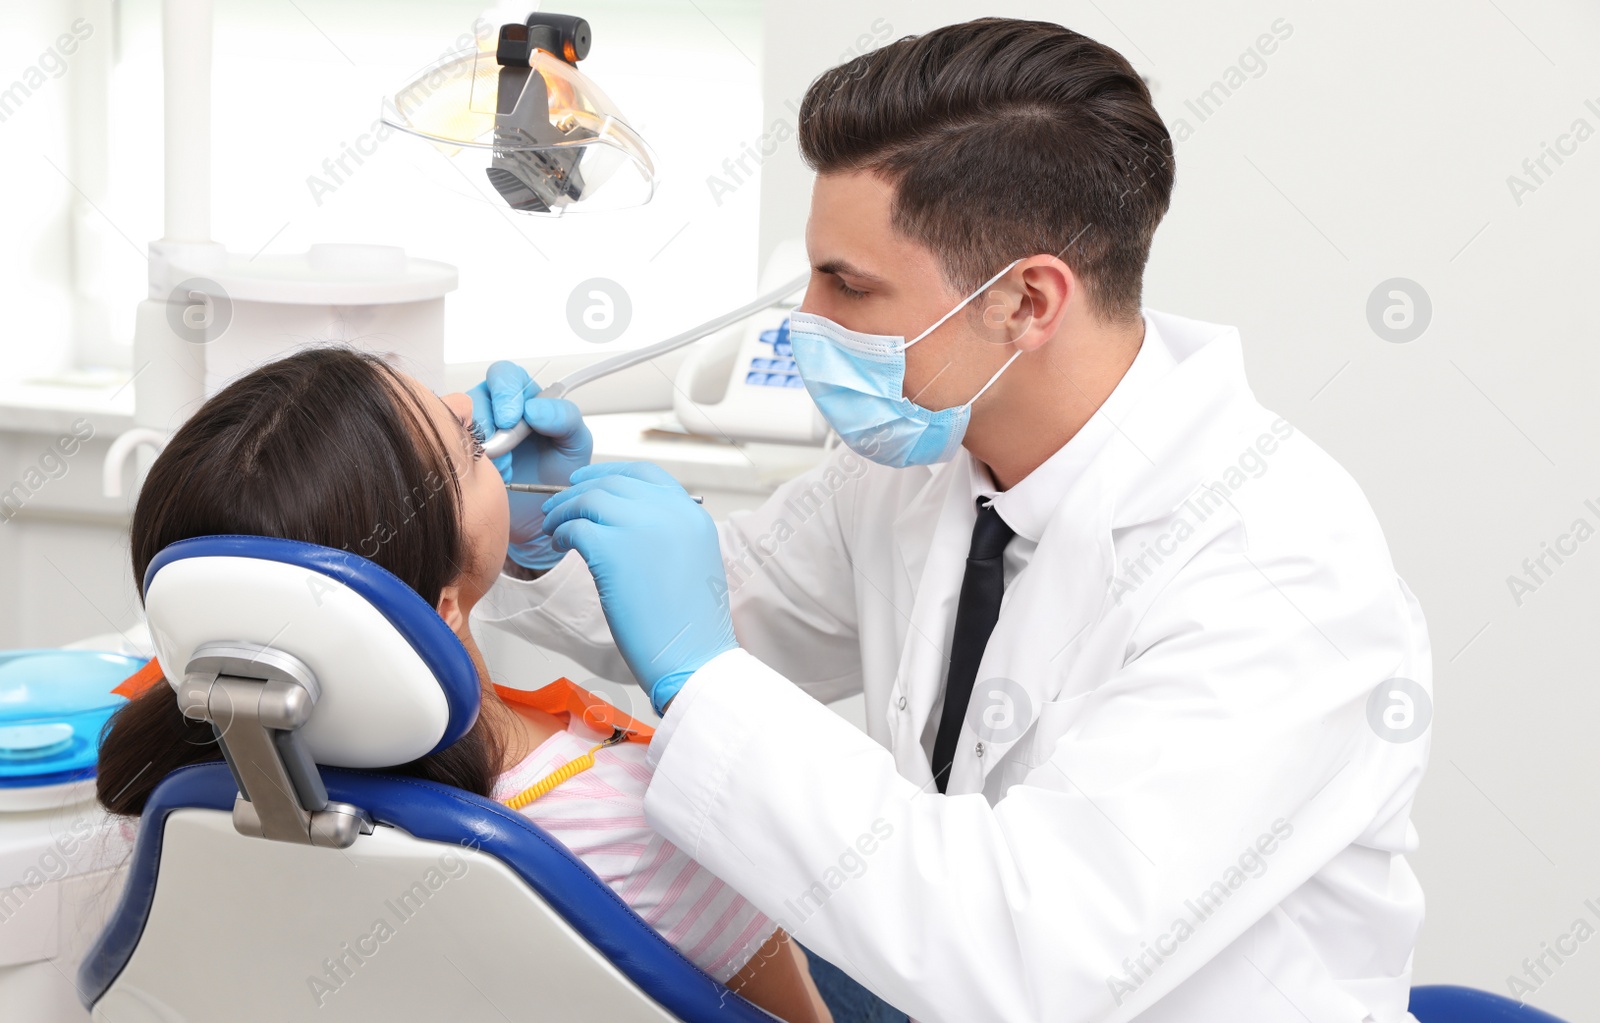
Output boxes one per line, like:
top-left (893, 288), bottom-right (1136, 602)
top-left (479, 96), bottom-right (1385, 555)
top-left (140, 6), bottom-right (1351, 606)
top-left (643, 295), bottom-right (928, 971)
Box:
top-left (760, 0), bottom-right (1600, 1015)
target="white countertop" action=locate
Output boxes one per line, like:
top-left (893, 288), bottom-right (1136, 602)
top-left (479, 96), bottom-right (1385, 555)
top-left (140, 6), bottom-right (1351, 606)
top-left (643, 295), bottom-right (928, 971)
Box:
top-left (0, 369), bottom-right (135, 437)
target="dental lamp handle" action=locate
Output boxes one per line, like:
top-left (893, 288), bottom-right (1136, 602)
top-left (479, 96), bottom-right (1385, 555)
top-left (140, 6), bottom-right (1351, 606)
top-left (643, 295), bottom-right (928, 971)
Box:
top-left (481, 272), bottom-right (809, 459)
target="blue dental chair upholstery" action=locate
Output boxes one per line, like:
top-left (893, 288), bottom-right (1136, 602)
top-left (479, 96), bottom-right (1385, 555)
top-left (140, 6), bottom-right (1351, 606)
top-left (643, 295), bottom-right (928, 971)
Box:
top-left (79, 535), bottom-right (774, 1022)
top-left (1409, 985), bottom-right (1570, 1022)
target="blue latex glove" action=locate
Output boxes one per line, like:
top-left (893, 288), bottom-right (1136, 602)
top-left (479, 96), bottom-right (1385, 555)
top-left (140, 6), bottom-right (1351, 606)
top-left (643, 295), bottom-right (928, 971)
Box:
top-left (468, 361), bottom-right (593, 569)
top-left (540, 462), bottom-right (737, 714)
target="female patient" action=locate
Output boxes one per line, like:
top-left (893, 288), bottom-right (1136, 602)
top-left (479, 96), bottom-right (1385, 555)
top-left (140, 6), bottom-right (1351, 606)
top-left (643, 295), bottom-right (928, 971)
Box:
top-left (96, 345), bottom-right (829, 1023)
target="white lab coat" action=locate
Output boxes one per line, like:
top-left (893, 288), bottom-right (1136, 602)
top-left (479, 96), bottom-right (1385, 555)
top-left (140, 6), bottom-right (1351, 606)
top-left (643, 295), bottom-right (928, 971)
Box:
top-left (477, 310), bottom-right (1431, 1023)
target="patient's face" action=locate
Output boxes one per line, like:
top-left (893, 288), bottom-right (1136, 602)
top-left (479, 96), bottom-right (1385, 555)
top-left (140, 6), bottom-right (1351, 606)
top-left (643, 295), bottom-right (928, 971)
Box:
top-left (401, 374), bottom-right (510, 612)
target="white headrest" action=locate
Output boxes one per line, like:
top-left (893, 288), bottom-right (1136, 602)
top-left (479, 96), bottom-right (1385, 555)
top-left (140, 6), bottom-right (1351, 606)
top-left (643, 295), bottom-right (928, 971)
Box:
top-left (144, 550), bottom-right (469, 769)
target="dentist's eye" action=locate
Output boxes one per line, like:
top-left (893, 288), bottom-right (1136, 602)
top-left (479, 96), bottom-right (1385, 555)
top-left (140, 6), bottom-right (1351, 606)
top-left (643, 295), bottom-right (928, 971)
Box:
top-left (835, 279), bottom-right (866, 299)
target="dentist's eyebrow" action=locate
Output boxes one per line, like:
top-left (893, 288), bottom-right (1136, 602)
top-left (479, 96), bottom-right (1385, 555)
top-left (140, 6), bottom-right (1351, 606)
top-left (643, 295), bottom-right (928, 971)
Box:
top-left (815, 258), bottom-right (884, 282)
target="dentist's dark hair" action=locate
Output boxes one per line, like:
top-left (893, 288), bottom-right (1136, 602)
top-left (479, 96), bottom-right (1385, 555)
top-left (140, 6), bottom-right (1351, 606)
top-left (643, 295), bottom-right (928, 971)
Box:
top-left (97, 345), bottom-right (509, 817)
top-left (798, 17), bottom-right (1173, 322)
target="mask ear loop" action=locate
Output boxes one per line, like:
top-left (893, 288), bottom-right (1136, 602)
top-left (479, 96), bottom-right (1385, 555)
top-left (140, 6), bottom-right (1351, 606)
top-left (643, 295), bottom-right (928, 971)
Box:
top-left (965, 347), bottom-right (1025, 408)
top-left (903, 258), bottom-right (1025, 351)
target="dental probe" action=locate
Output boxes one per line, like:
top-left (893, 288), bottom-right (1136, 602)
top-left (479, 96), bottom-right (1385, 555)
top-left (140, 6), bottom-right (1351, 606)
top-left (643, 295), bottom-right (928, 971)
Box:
top-left (506, 482), bottom-right (704, 505)
top-left (481, 272), bottom-right (810, 459)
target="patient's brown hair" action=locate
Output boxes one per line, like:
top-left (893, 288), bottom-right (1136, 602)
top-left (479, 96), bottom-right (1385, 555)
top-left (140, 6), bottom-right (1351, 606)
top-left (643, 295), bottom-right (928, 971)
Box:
top-left (98, 346), bottom-right (506, 817)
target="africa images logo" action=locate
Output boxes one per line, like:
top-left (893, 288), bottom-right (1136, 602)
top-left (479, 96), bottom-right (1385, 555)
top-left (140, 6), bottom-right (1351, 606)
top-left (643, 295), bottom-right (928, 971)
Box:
top-left (1105, 819), bottom-right (1294, 1007)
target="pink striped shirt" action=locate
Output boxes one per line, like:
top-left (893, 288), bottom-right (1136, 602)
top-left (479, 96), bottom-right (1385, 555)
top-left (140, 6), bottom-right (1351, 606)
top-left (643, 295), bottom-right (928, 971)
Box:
top-left (492, 717), bottom-right (774, 982)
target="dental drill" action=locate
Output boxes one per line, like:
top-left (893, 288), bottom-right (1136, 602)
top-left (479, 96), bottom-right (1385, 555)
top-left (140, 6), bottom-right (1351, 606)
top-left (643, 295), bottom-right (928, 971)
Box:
top-left (481, 272), bottom-right (808, 458)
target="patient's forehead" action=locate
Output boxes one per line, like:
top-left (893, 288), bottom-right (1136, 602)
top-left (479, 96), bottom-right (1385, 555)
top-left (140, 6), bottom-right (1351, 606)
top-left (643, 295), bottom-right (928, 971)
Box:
top-left (396, 371), bottom-right (473, 467)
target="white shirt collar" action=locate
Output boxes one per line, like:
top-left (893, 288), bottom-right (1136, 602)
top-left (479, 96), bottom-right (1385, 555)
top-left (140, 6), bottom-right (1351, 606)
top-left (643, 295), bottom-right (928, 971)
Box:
top-left (969, 312), bottom-right (1177, 542)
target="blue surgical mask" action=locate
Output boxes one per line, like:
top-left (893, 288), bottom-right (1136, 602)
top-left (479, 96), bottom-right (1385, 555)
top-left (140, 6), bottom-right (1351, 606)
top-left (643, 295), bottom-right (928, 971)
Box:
top-left (788, 259), bottom-right (1023, 467)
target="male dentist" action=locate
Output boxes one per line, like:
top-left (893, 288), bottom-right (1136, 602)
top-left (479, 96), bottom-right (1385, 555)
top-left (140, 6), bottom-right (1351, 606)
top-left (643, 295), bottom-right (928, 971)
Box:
top-left (473, 18), bottom-right (1431, 1023)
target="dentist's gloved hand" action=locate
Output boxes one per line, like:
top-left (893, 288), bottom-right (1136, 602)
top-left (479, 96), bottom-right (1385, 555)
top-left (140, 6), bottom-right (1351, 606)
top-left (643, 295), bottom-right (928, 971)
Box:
top-left (540, 462), bottom-right (737, 715)
top-left (469, 360), bottom-right (593, 570)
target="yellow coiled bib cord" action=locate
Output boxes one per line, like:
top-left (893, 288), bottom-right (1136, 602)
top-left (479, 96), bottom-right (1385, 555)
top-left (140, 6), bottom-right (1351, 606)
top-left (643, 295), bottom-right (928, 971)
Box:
top-left (503, 728), bottom-right (629, 810)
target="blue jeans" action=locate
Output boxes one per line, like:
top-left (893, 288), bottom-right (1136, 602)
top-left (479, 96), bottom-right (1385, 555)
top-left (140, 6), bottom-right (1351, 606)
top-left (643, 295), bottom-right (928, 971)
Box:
top-left (802, 945), bottom-right (909, 1023)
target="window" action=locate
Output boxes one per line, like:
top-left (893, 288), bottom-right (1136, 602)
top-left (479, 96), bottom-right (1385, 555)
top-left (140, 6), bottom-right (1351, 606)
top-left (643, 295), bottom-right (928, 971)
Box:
top-left (2, 0), bottom-right (764, 376)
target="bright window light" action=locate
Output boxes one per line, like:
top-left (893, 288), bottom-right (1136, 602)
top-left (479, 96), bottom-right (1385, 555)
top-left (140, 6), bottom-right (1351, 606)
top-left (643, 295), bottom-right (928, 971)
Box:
top-left (6, 0), bottom-right (763, 374)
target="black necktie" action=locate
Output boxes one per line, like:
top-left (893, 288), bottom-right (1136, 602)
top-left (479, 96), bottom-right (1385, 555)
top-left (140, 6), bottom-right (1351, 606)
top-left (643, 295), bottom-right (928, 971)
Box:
top-left (931, 498), bottom-right (1016, 793)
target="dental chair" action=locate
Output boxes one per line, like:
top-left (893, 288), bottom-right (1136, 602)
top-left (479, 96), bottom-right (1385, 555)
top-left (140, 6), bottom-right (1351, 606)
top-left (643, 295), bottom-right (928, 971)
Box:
top-left (77, 535), bottom-right (776, 1022)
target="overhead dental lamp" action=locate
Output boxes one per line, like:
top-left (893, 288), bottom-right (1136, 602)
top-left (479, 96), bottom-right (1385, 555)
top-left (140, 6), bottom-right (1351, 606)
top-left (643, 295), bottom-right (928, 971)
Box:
top-left (381, 13), bottom-right (657, 216)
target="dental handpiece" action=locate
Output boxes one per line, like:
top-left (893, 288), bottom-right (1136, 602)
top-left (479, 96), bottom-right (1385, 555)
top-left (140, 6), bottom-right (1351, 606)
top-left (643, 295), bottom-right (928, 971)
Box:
top-left (480, 272), bottom-right (809, 459)
top-left (506, 482), bottom-right (704, 505)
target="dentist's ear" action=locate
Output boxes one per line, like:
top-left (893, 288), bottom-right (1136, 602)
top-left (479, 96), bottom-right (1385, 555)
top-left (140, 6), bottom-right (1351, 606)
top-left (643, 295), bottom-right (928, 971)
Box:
top-left (436, 583), bottom-right (466, 631)
top-left (1006, 257), bottom-right (1073, 354)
